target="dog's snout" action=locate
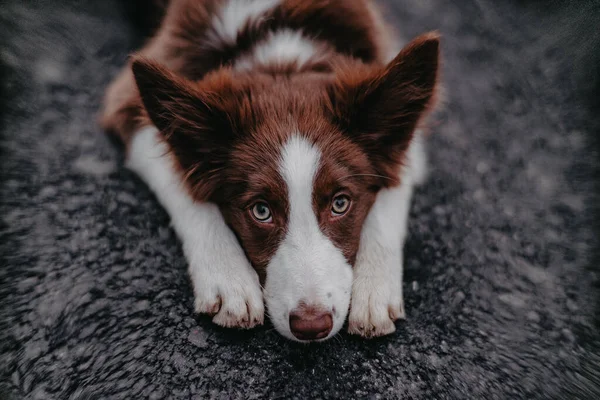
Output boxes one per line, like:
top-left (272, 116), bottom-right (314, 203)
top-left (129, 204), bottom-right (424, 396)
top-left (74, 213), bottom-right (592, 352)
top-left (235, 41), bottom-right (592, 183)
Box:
top-left (289, 305), bottom-right (333, 341)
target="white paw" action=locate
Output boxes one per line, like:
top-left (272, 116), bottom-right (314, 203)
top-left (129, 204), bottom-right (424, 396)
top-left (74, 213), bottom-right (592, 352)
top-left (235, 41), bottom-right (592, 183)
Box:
top-left (348, 262), bottom-right (405, 338)
top-left (192, 263), bottom-right (264, 329)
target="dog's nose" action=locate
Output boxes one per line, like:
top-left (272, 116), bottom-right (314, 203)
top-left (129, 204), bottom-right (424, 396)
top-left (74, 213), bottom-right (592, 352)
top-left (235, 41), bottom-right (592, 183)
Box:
top-left (289, 305), bottom-right (333, 341)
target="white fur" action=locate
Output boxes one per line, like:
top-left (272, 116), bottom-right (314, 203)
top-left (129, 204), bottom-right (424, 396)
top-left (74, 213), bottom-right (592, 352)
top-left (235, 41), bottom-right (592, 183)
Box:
top-left (208, 0), bottom-right (281, 47)
top-left (264, 135), bottom-right (353, 342)
top-left (234, 29), bottom-right (320, 71)
top-left (348, 135), bottom-right (426, 336)
top-left (406, 130), bottom-right (428, 186)
top-left (126, 127), bottom-right (264, 328)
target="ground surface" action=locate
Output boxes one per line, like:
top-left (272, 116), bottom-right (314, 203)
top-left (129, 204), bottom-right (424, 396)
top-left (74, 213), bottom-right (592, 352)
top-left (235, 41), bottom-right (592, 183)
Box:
top-left (1, 0), bottom-right (599, 399)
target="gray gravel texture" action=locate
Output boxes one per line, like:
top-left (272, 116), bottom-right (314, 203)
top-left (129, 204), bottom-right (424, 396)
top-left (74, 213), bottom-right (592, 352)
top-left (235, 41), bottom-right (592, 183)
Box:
top-left (1, 0), bottom-right (599, 399)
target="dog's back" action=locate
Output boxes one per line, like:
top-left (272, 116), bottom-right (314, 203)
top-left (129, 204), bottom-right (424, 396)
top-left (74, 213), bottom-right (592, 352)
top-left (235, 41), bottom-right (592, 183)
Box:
top-left (151, 0), bottom-right (395, 75)
top-left (101, 0), bottom-right (400, 141)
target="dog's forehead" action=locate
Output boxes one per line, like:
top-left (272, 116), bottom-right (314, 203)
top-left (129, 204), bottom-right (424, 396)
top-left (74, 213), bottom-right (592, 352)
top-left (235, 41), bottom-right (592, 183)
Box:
top-left (228, 131), bottom-right (372, 205)
top-left (232, 71), bottom-right (331, 109)
top-left (221, 75), bottom-right (375, 195)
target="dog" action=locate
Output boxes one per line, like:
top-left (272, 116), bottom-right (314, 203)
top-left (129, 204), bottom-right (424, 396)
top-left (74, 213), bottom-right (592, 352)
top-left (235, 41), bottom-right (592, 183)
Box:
top-left (100, 0), bottom-right (440, 342)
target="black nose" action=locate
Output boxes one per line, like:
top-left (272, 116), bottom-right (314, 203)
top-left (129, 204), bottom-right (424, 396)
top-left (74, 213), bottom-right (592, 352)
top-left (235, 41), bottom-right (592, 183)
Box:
top-left (289, 305), bottom-right (333, 341)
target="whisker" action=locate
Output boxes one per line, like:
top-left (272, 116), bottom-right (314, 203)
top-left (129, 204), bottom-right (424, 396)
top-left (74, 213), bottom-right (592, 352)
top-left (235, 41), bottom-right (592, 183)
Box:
top-left (337, 173), bottom-right (394, 182)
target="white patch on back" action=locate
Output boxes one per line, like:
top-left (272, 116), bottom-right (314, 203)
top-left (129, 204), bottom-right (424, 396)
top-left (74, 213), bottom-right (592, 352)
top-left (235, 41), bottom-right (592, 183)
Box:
top-left (264, 135), bottom-right (353, 341)
top-left (234, 29), bottom-right (320, 71)
top-left (208, 0), bottom-right (281, 47)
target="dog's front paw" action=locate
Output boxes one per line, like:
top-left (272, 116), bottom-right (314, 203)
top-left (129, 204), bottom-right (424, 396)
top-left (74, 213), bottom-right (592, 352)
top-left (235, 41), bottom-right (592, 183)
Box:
top-left (348, 269), bottom-right (405, 338)
top-left (192, 264), bottom-right (264, 329)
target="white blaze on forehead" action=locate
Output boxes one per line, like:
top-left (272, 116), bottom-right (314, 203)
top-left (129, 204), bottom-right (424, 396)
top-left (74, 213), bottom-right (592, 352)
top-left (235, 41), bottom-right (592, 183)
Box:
top-left (279, 135), bottom-right (321, 229)
top-left (234, 29), bottom-right (320, 71)
top-left (208, 0), bottom-right (281, 47)
top-left (265, 135), bottom-right (353, 341)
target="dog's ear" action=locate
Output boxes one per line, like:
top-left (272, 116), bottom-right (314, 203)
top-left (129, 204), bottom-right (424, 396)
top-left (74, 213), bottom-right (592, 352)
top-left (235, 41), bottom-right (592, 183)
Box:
top-left (132, 58), bottom-right (235, 201)
top-left (328, 32), bottom-right (440, 186)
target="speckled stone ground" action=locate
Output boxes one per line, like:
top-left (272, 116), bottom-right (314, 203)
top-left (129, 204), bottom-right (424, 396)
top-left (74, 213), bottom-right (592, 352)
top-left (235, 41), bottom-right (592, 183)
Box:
top-left (1, 0), bottom-right (599, 399)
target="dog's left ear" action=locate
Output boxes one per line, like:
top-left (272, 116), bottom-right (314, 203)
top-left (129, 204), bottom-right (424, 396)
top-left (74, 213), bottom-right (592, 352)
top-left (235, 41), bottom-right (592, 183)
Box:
top-left (131, 58), bottom-right (238, 201)
top-left (328, 32), bottom-right (440, 186)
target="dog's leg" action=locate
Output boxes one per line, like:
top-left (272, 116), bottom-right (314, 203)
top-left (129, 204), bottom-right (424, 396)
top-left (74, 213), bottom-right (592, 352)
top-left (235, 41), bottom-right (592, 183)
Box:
top-left (127, 126), bottom-right (264, 328)
top-left (347, 184), bottom-right (413, 337)
top-left (348, 135), bottom-right (426, 337)
top-left (101, 1), bottom-right (264, 327)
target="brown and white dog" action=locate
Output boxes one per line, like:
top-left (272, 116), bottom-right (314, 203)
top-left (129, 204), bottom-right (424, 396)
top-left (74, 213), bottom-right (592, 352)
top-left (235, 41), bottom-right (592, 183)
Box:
top-left (100, 0), bottom-right (439, 342)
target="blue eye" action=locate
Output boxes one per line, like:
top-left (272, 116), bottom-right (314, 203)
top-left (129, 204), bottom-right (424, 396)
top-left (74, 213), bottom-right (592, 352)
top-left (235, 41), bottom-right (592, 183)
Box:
top-left (331, 195), bottom-right (350, 215)
top-left (252, 202), bottom-right (272, 222)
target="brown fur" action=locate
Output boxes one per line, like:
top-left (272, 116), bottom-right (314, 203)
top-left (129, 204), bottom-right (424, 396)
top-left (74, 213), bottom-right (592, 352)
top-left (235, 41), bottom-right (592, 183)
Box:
top-left (326, 33), bottom-right (440, 185)
top-left (101, 0), bottom-right (440, 277)
top-left (99, 0), bottom-right (396, 143)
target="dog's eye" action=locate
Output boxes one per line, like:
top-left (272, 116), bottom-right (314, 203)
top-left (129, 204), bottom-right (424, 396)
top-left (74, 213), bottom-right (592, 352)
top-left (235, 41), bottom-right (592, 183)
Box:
top-left (331, 195), bottom-right (351, 215)
top-left (251, 202), bottom-right (272, 222)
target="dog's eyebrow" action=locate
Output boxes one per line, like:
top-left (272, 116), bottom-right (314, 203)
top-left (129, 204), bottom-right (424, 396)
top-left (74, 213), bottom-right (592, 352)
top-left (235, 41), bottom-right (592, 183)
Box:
top-left (234, 186), bottom-right (285, 206)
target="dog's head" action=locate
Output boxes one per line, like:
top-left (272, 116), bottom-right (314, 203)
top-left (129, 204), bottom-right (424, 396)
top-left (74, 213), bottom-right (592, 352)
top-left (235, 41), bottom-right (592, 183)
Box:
top-left (132, 33), bottom-right (439, 341)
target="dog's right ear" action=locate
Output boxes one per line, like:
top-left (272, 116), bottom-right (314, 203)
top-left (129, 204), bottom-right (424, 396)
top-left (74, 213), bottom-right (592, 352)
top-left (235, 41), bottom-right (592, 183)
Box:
top-left (132, 58), bottom-right (234, 200)
top-left (327, 32), bottom-right (440, 187)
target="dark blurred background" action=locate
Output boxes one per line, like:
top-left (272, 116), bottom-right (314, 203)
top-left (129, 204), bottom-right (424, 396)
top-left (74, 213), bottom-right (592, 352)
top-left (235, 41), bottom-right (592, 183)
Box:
top-left (1, 0), bottom-right (599, 399)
